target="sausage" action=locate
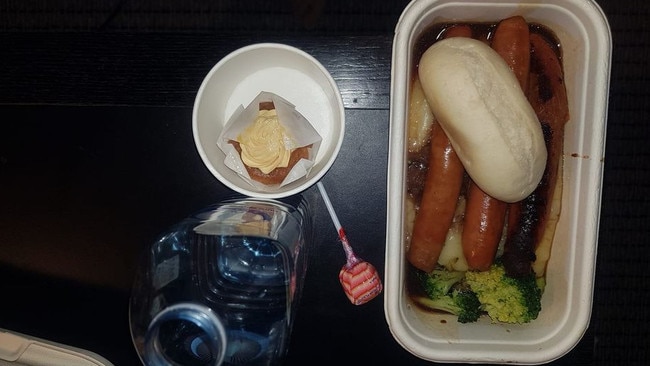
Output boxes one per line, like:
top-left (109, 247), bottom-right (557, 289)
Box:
top-left (528, 32), bottom-right (568, 232)
top-left (501, 192), bottom-right (541, 277)
top-left (490, 16), bottom-right (531, 91)
top-left (462, 181), bottom-right (507, 271)
top-left (484, 16), bottom-right (537, 277)
top-left (501, 31), bottom-right (569, 277)
top-left (528, 33), bottom-right (569, 129)
top-left (458, 16), bottom-right (528, 272)
top-left (490, 15), bottom-right (530, 232)
top-left (406, 25), bottom-right (472, 273)
top-left (407, 120), bottom-right (465, 273)
top-left (528, 32), bottom-right (569, 277)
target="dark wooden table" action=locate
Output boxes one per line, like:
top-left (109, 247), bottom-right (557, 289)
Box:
top-left (0, 1), bottom-right (648, 365)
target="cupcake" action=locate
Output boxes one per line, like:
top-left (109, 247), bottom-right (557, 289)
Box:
top-left (229, 101), bottom-right (311, 185)
top-left (218, 91), bottom-right (321, 189)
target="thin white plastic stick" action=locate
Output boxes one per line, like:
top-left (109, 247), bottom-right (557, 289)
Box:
top-left (317, 181), bottom-right (357, 265)
top-left (317, 181), bottom-right (342, 232)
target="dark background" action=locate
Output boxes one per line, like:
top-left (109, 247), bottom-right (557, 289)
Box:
top-left (1, 0), bottom-right (648, 365)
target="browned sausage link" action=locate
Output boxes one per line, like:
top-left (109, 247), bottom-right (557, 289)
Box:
top-left (501, 193), bottom-right (541, 277)
top-left (488, 17), bottom-right (535, 277)
top-left (467, 16), bottom-right (531, 275)
top-left (406, 24), bottom-right (472, 273)
top-left (502, 31), bottom-right (569, 277)
top-left (528, 32), bottom-right (569, 128)
top-left (528, 32), bottom-right (569, 245)
top-left (490, 16), bottom-right (531, 91)
top-left (407, 121), bottom-right (464, 273)
top-left (462, 181), bottom-right (507, 271)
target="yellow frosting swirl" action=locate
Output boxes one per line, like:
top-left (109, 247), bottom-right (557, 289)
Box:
top-left (237, 109), bottom-right (294, 174)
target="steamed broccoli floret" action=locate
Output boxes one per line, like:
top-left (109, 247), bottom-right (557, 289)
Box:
top-left (414, 287), bottom-right (482, 323)
top-left (415, 269), bottom-right (465, 299)
top-left (413, 269), bottom-right (481, 323)
top-left (465, 263), bottom-right (543, 324)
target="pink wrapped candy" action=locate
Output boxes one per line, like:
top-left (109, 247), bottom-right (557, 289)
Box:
top-left (339, 258), bottom-right (383, 306)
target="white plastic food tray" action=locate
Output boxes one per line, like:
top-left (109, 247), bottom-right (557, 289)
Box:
top-left (385, 0), bottom-right (611, 364)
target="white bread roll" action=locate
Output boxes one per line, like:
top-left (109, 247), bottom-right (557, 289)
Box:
top-left (418, 37), bottom-right (547, 203)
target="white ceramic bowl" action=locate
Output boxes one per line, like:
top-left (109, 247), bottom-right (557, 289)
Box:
top-left (193, 43), bottom-right (345, 199)
top-left (385, 0), bottom-right (611, 364)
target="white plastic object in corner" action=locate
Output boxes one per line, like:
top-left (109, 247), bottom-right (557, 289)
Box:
top-left (0, 329), bottom-right (114, 366)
